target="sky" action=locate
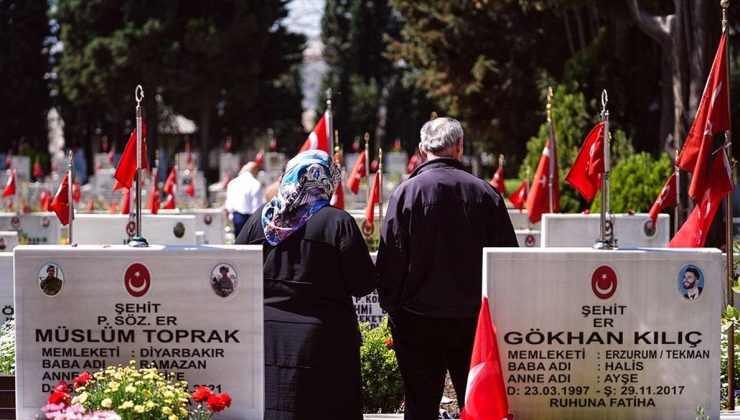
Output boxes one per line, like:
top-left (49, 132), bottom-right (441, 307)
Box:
top-left (285, 0), bottom-right (325, 40)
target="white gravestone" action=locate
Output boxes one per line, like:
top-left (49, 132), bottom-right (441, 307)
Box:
top-left (508, 209), bottom-right (540, 230)
top-left (515, 229), bottom-right (541, 248)
top-left (0, 253), bottom-right (13, 323)
top-left (0, 230), bottom-right (19, 252)
top-left (11, 155), bottom-right (31, 182)
top-left (177, 170), bottom-right (207, 208)
top-left (353, 252), bottom-right (386, 328)
top-left (484, 247), bottom-right (721, 419)
top-left (74, 214), bottom-right (196, 245)
top-left (219, 153), bottom-right (241, 182)
top-left (178, 152), bottom-right (201, 172)
top-left (0, 212), bottom-right (62, 245)
top-left (261, 152), bottom-right (286, 186)
top-left (180, 209), bottom-right (227, 245)
top-left (385, 152), bottom-right (408, 176)
top-left (541, 213), bottom-right (669, 248)
top-left (14, 244), bottom-right (264, 419)
top-left (93, 153), bottom-right (113, 172)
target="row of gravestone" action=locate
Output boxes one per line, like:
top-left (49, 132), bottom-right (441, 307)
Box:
top-left (6, 241), bottom-right (724, 418)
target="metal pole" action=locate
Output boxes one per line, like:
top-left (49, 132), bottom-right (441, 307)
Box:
top-left (547, 87), bottom-right (555, 214)
top-left (67, 151), bottom-right (74, 245)
top-left (594, 90), bottom-right (611, 250)
top-left (721, 0), bottom-right (735, 409)
top-left (364, 132), bottom-right (370, 204)
top-left (378, 147), bottom-right (384, 231)
top-left (129, 85), bottom-right (148, 247)
top-left (326, 88), bottom-right (333, 155)
top-left (674, 149), bottom-right (680, 234)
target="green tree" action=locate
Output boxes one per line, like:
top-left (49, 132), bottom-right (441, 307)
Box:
top-left (0, 0), bottom-right (50, 152)
top-left (386, 0), bottom-right (572, 159)
top-left (55, 0), bottom-right (305, 170)
top-left (320, 0), bottom-right (434, 154)
top-left (590, 152), bottom-right (673, 214)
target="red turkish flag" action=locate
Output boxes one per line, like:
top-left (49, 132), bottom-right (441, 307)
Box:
top-left (51, 173), bottom-right (72, 226)
top-left (72, 180), bottom-right (81, 203)
top-left (526, 138), bottom-right (559, 223)
top-left (33, 158), bottom-right (43, 179)
top-left (114, 122), bottom-right (148, 190)
top-left (163, 193), bottom-right (176, 210)
top-left (365, 173), bottom-right (381, 230)
top-left (508, 180), bottom-right (528, 211)
top-left (107, 145), bottom-right (116, 164)
top-left (460, 297), bottom-right (512, 420)
top-left (163, 167), bottom-right (177, 195)
top-left (255, 149), bottom-right (265, 167)
top-left (649, 172), bottom-right (677, 225)
top-left (331, 179), bottom-right (344, 209)
top-left (407, 153), bottom-right (420, 174)
top-left (669, 149), bottom-right (734, 247)
top-left (120, 188), bottom-right (131, 215)
top-left (298, 114), bottom-right (330, 154)
top-left (39, 190), bottom-right (51, 212)
top-left (186, 179), bottom-right (195, 197)
top-left (148, 182), bottom-right (160, 215)
top-left (2, 170), bottom-right (15, 197)
top-left (566, 121), bottom-right (605, 201)
top-left (677, 32), bottom-right (730, 201)
top-left (490, 166), bottom-right (506, 194)
top-left (347, 150), bottom-right (367, 194)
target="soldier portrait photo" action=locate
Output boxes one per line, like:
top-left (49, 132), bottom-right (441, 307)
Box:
top-left (38, 263), bottom-right (63, 296)
top-left (210, 264), bottom-right (237, 298)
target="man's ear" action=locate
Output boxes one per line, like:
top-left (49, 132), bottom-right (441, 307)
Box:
top-left (418, 144), bottom-right (427, 161)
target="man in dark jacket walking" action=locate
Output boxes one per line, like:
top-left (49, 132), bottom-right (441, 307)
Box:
top-left (377, 117), bottom-right (518, 419)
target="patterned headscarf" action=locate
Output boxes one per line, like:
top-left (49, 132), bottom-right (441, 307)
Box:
top-left (262, 150), bottom-right (341, 245)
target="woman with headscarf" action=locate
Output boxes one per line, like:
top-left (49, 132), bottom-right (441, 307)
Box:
top-left (236, 150), bottom-right (377, 419)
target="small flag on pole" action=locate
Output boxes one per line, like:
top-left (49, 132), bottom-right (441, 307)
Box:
top-left (51, 173), bottom-right (72, 226)
top-left (565, 121), bottom-right (606, 202)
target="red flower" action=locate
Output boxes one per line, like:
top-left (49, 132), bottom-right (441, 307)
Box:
top-left (54, 380), bottom-right (69, 394)
top-left (192, 386), bottom-right (213, 403)
top-left (206, 393), bottom-right (229, 413)
top-left (220, 392), bottom-right (232, 408)
top-left (73, 372), bottom-right (92, 389)
top-left (48, 390), bottom-right (70, 406)
top-left (384, 338), bottom-right (394, 349)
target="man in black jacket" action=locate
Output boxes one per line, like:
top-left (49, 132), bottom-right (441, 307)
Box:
top-left (377, 117), bottom-right (518, 419)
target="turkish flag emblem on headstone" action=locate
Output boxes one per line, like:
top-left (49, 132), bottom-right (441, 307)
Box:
top-left (591, 265), bottom-right (617, 300)
top-left (124, 262), bottom-right (151, 297)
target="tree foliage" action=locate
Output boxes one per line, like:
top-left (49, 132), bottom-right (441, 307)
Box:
top-left (0, 0), bottom-right (50, 152)
top-left (590, 152), bottom-right (673, 214)
top-left (320, 0), bottom-right (435, 153)
top-left (55, 0), bottom-right (305, 163)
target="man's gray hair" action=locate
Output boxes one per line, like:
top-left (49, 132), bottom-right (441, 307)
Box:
top-left (419, 117), bottom-right (463, 154)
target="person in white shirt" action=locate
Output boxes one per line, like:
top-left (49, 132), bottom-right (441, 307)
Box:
top-left (225, 161), bottom-right (264, 236)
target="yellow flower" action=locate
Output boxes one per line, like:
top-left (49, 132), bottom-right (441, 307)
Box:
top-left (118, 400), bottom-right (135, 410)
top-left (101, 398), bottom-right (112, 408)
top-left (125, 384), bottom-right (137, 393)
top-left (163, 390), bottom-right (175, 398)
top-left (162, 406), bottom-right (173, 415)
top-left (179, 407), bottom-right (189, 416)
top-left (168, 415), bottom-right (179, 420)
top-left (145, 401), bottom-right (156, 409)
top-left (134, 404), bottom-right (146, 413)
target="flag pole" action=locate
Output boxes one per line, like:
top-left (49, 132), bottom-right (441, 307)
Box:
top-left (721, 0), bottom-right (735, 409)
top-left (378, 147), bottom-right (384, 232)
top-left (525, 165), bottom-right (531, 216)
top-left (674, 148), bottom-right (680, 234)
top-left (67, 150), bottom-right (74, 245)
top-left (129, 85), bottom-right (148, 247)
top-left (594, 89), bottom-right (613, 250)
top-left (546, 87), bottom-right (555, 214)
top-left (364, 132), bottom-right (370, 204)
top-left (326, 88), bottom-right (334, 155)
